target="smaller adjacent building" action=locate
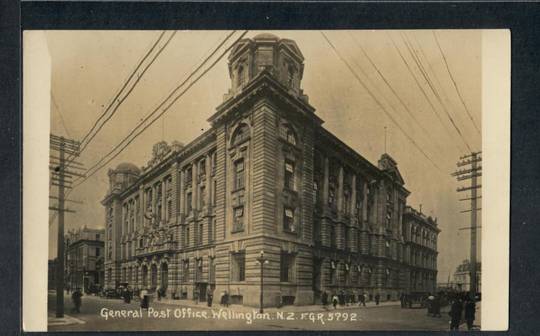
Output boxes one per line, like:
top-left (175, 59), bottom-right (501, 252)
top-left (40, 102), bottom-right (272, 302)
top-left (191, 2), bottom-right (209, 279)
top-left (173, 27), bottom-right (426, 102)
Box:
top-left (402, 206), bottom-right (440, 294)
top-left (65, 227), bottom-right (105, 293)
top-left (453, 259), bottom-right (481, 293)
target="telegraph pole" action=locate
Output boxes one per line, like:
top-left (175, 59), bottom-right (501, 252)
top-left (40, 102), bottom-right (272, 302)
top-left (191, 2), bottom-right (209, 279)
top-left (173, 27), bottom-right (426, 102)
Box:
top-left (49, 134), bottom-right (84, 317)
top-left (452, 151), bottom-right (482, 299)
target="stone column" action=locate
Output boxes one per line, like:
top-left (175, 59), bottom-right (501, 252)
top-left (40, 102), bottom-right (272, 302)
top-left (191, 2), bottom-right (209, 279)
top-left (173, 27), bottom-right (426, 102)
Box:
top-left (192, 162), bottom-right (197, 212)
top-left (179, 169), bottom-right (185, 217)
top-left (161, 178), bottom-right (167, 225)
top-left (351, 174), bottom-right (357, 223)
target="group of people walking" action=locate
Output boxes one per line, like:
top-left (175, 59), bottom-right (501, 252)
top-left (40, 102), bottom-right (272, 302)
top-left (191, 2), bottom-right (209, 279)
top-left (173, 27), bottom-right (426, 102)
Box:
top-left (449, 294), bottom-right (477, 330)
top-left (320, 290), bottom-right (377, 309)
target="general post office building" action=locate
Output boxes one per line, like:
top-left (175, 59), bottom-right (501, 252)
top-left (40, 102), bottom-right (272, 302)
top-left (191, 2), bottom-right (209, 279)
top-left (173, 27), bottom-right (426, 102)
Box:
top-left (103, 33), bottom-right (440, 307)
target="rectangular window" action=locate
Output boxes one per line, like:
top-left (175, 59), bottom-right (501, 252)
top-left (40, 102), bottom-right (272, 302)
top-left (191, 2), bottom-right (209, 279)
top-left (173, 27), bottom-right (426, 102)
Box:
top-left (196, 258), bottom-right (203, 282)
top-left (212, 152), bottom-right (217, 175)
top-left (199, 159), bottom-right (206, 178)
top-left (283, 207), bottom-right (295, 232)
top-left (232, 252), bottom-right (245, 282)
top-left (200, 186), bottom-right (206, 208)
top-left (186, 192), bottom-right (192, 215)
top-left (280, 252), bottom-right (293, 282)
top-left (167, 198), bottom-right (172, 221)
top-left (234, 159), bottom-right (245, 190)
top-left (186, 226), bottom-right (190, 247)
top-left (95, 247), bottom-right (100, 257)
top-left (328, 185), bottom-right (335, 206)
top-left (198, 223), bottom-right (204, 245)
top-left (343, 190), bottom-right (350, 215)
top-left (330, 226), bottom-right (336, 248)
top-left (186, 167), bottom-right (193, 184)
top-left (284, 160), bottom-right (295, 190)
top-left (183, 260), bottom-right (190, 282)
top-left (233, 206), bottom-right (244, 231)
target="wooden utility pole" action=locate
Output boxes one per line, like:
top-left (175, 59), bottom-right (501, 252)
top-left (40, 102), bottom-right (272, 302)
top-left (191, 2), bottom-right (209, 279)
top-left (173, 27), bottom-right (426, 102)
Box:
top-left (452, 151), bottom-right (482, 298)
top-left (49, 134), bottom-right (84, 317)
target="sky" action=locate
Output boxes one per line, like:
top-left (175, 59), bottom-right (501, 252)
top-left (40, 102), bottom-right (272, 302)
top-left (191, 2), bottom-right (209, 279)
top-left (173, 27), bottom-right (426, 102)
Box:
top-left (45, 30), bottom-right (482, 283)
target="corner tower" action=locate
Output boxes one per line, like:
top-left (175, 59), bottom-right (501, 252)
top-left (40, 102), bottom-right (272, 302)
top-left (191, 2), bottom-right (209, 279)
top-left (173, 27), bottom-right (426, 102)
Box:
top-left (209, 33), bottom-right (322, 307)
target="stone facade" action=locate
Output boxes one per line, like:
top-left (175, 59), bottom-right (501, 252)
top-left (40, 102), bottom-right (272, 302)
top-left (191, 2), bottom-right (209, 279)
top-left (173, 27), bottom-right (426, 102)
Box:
top-left (65, 227), bottom-right (105, 292)
top-left (103, 33), bottom-right (440, 306)
top-left (402, 206), bottom-right (440, 294)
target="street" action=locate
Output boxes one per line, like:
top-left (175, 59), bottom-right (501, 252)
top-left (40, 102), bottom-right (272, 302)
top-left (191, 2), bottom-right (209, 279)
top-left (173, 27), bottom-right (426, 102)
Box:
top-left (47, 291), bottom-right (478, 331)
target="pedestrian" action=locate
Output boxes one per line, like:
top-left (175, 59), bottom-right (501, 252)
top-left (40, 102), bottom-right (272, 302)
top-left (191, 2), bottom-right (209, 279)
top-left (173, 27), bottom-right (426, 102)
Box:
top-left (140, 288), bottom-right (149, 309)
top-left (427, 293), bottom-right (434, 316)
top-left (71, 288), bottom-right (82, 313)
top-left (464, 297), bottom-right (476, 330)
top-left (375, 293), bottom-right (380, 305)
top-left (332, 294), bottom-right (339, 309)
top-left (358, 292), bottom-right (366, 307)
top-left (432, 295), bottom-right (442, 318)
top-left (157, 286), bottom-right (162, 301)
top-left (207, 291), bottom-right (213, 307)
top-left (339, 290), bottom-right (345, 306)
top-left (321, 291), bottom-right (328, 308)
top-left (124, 287), bottom-right (132, 304)
top-left (223, 290), bottom-right (230, 307)
top-left (449, 298), bottom-right (463, 330)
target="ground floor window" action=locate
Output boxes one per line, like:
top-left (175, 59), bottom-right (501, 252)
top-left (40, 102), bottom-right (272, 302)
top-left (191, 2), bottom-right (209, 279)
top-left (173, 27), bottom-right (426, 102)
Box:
top-left (280, 252), bottom-right (294, 282)
top-left (231, 251), bottom-right (245, 282)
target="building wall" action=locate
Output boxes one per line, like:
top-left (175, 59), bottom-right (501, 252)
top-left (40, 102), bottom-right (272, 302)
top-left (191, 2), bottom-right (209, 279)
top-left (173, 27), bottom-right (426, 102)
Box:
top-left (102, 34), bottom-right (440, 306)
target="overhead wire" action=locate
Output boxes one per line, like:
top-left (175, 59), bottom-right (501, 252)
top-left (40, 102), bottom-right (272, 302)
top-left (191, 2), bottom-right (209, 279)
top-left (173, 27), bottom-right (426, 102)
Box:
top-left (432, 31), bottom-right (481, 135)
top-left (401, 32), bottom-right (472, 153)
top-left (320, 31), bottom-right (445, 174)
top-left (78, 31), bottom-right (175, 154)
top-left (409, 33), bottom-right (475, 146)
top-left (386, 31), bottom-right (465, 154)
top-left (347, 32), bottom-right (448, 158)
top-left (71, 30), bottom-right (248, 190)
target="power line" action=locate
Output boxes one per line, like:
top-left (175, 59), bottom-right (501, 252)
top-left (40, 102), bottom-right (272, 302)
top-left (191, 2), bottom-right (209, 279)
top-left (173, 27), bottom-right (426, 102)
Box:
top-left (320, 31), bottom-right (444, 174)
top-left (79, 31), bottom-right (175, 154)
top-left (72, 30), bottom-right (248, 190)
top-left (432, 31), bottom-right (481, 135)
top-left (51, 92), bottom-right (71, 138)
top-left (386, 32), bottom-right (464, 154)
top-left (347, 32), bottom-right (448, 157)
top-left (408, 33), bottom-right (475, 145)
top-left (401, 32), bottom-right (472, 152)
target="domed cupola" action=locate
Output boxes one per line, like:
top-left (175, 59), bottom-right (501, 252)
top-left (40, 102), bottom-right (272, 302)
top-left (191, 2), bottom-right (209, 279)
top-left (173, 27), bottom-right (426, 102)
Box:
top-left (107, 162), bottom-right (140, 193)
top-left (225, 33), bottom-right (306, 99)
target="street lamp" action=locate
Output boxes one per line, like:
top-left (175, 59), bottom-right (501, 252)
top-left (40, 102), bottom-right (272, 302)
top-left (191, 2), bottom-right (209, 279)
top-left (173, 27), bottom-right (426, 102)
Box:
top-left (256, 250), bottom-right (269, 313)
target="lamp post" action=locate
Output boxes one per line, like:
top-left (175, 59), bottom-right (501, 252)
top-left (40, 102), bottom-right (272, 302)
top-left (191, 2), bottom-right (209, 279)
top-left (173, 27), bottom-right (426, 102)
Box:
top-left (256, 250), bottom-right (269, 313)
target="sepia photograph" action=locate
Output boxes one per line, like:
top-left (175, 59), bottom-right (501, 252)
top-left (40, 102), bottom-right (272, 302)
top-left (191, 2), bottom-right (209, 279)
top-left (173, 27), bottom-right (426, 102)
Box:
top-left (22, 29), bottom-right (509, 331)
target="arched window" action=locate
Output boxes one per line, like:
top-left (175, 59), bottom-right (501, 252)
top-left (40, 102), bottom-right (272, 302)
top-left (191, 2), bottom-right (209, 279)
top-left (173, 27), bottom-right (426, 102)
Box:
top-left (280, 123), bottom-right (297, 145)
top-left (237, 64), bottom-right (246, 88)
top-left (231, 123), bottom-right (249, 145)
top-left (287, 64), bottom-right (295, 88)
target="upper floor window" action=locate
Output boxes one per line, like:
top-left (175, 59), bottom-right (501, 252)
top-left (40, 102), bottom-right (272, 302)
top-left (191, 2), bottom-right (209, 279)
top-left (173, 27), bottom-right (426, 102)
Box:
top-left (232, 124), bottom-right (249, 145)
top-left (284, 160), bottom-right (295, 191)
top-left (185, 167), bottom-right (193, 184)
top-left (283, 207), bottom-right (295, 232)
top-left (233, 206), bottom-right (244, 232)
top-left (343, 188), bottom-right (351, 215)
top-left (287, 64), bottom-right (295, 88)
top-left (211, 152), bottom-right (217, 175)
top-left (234, 159), bottom-right (245, 190)
top-left (237, 64), bottom-right (246, 88)
top-left (199, 159), bottom-right (206, 178)
top-left (186, 192), bottom-right (192, 215)
top-left (280, 123), bottom-right (297, 145)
